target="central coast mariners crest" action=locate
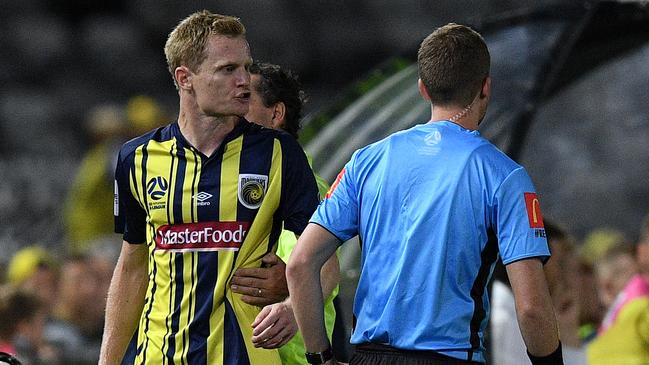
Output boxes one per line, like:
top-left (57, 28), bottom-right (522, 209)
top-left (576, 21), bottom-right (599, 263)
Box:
top-left (238, 174), bottom-right (268, 209)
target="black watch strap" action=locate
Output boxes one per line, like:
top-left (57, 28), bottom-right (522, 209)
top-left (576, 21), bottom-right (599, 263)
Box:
top-left (305, 346), bottom-right (334, 364)
top-left (527, 342), bottom-right (564, 365)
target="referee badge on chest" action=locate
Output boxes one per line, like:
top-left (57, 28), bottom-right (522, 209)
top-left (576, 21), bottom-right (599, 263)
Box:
top-left (238, 174), bottom-right (268, 209)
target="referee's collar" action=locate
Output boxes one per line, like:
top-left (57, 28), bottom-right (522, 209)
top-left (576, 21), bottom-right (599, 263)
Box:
top-left (428, 120), bottom-right (481, 136)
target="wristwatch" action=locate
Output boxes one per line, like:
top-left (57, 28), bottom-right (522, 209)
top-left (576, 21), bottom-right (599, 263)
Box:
top-left (305, 346), bottom-right (334, 364)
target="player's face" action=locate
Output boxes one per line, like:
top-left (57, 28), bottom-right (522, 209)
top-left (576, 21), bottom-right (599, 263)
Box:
top-left (245, 74), bottom-right (275, 129)
top-left (191, 35), bottom-right (252, 118)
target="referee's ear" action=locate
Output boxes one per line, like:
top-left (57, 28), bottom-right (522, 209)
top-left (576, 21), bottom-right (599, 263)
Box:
top-left (480, 76), bottom-right (491, 100)
top-left (418, 79), bottom-right (431, 102)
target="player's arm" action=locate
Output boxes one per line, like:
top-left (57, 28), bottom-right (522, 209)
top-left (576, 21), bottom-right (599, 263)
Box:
top-left (506, 257), bottom-right (564, 364)
top-left (99, 241), bottom-right (148, 365)
top-left (319, 250), bottom-right (340, 302)
top-left (286, 224), bottom-right (341, 353)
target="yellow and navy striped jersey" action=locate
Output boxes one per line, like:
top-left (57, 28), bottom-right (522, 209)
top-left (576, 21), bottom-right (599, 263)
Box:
top-left (114, 119), bottom-right (319, 365)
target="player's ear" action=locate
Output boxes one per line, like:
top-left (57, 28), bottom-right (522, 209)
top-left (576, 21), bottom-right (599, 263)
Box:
top-left (418, 79), bottom-right (431, 101)
top-left (271, 102), bottom-right (286, 130)
top-left (175, 66), bottom-right (193, 91)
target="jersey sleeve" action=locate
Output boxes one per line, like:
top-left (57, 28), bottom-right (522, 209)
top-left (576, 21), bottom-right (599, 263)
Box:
top-left (278, 137), bottom-right (320, 236)
top-left (114, 148), bottom-right (147, 244)
top-left (310, 154), bottom-right (359, 242)
top-left (493, 167), bottom-right (550, 265)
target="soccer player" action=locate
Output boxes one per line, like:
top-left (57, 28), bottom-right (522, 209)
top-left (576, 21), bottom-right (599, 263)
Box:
top-left (287, 24), bottom-right (563, 365)
top-left (99, 11), bottom-right (319, 365)
top-left (231, 62), bottom-right (340, 363)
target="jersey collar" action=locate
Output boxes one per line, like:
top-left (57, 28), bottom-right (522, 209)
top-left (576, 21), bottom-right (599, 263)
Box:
top-left (171, 117), bottom-right (250, 154)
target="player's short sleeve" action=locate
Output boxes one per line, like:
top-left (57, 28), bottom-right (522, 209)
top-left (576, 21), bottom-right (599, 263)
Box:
top-left (310, 156), bottom-right (359, 242)
top-left (493, 167), bottom-right (550, 265)
top-left (114, 149), bottom-right (146, 244)
top-left (279, 137), bottom-right (320, 236)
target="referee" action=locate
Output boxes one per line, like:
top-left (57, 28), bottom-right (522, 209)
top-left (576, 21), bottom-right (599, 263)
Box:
top-left (287, 24), bottom-right (563, 365)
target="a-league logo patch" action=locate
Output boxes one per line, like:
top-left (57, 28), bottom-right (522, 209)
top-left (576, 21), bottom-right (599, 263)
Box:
top-left (147, 176), bottom-right (168, 201)
top-left (238, 174), bottom-right (268, 209)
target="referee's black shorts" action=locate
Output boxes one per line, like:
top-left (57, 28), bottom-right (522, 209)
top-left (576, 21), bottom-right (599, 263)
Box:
top-left (351, 343), bottom-right (483, 365)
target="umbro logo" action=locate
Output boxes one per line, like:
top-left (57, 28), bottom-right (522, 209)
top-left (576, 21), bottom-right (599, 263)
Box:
top-left (194, 192), bottom-right (212, 202)
top-left (194, 192), bottom-right (212, 206)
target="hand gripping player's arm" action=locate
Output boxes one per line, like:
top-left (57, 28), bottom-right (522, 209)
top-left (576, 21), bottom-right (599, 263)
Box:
top-left (249, 237), bottom-right (340, 349)
top-left (231, 249), bottom-right (339, 308)
top-left (99, 242), bottom-right (148, 365)
top-left (230, 252), bottom-right (290, 306)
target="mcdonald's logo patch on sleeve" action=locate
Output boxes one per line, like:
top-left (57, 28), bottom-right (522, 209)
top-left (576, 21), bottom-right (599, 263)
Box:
top-left (524, 192), bottom-right (544, 228)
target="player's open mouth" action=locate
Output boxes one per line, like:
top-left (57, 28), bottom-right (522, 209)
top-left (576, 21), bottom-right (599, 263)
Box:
top-left (236, 92), bottom-right (250, 102)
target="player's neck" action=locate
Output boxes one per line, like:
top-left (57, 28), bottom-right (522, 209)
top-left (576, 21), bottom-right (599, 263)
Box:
top-left (430, 104), bottom-right (479, 131)
top-left (178, 111), bottom-right (239, 156)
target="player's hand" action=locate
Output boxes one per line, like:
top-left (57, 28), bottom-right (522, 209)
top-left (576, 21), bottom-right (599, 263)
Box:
top-left (231, 252), bottom-right (288, 306)
top-left (251, 300), bottom-right (297, 349)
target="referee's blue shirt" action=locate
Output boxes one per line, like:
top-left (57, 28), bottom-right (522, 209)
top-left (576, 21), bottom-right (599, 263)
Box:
top-left (311, 120), bottom-right (550, 363)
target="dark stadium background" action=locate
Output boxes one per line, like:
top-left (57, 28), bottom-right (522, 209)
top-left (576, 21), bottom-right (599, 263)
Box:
top-left (1, 0), bottom-right (648, 264)
top-left (2, 0), bottom-right (649, 362)
top-left (0, 0), bottom-right (544, 254)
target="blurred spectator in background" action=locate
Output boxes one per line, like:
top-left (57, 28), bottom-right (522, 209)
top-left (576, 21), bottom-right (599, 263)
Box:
top-left (491, 219), bottom-right (586, 365)
top-left (580, 228), bottom-right (626, 268)
top-left (63, 103), bottom-right (126, 253)
top-left (63, 96), bottom-right (166, 254)
top-left (0, 286), bottom-right (35, 356)
top-left (575, 228), bottom-right (626, 343)
top-left (5, 246), bottom-right (59, 314)
top-left (123, 95), bottom-right (168, 139)
top-left (575, 257), bottom-right (603, 344)
top-left (587, 214), bottom-right (649, 364)
top-left (0, 285), bottom-right (52, 365)
top-left (592, 241), bottom-right (638, 312)
top-left (44, 240), bottom-right (119, 365)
